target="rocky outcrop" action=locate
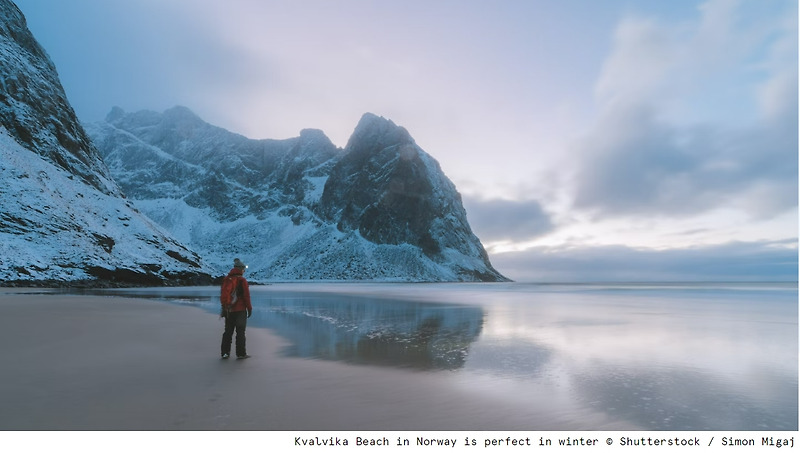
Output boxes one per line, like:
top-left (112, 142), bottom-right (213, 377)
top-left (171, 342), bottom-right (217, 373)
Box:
top-left (319, 114), bottom-right (504, 280)
top-left (0, 0), bottom-right (116, 194)
top-left (0, 0), bottom-right (214, 286)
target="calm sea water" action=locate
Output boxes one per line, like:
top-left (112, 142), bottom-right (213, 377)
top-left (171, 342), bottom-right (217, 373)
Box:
top-left (96, 282), bottom-right (797, 430)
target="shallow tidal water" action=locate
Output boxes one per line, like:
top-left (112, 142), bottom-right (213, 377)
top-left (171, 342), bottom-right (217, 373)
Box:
top-left (96, 281), bottom-right (797, 430)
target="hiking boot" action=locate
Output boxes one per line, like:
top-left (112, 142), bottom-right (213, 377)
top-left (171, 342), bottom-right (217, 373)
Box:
top-left (221, 353), bottom-right (230, 359)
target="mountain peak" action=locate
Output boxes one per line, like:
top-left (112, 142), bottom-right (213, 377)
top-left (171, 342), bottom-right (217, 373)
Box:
top-left (105, 106), bottom-right (126, 122)
top-left (356, 112), bottom-right (390, 128)
top-left (299, 128), bottom-right (328, 141)
top-left (163, 105), bottom-right (202, 121)
top-left (346, 113), bottom-right (413, 153)
top-left (89, 109), bottom-right (508, 282)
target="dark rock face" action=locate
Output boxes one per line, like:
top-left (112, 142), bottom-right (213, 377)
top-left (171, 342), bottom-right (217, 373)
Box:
top-left (90, 108), bottom-right (508, 282)
top-left (320, 114), bottom-right (497, 268)
top-left (0, 1), bottom-right (115, 194)
top-left (0, 0), bottom-right (213, 286)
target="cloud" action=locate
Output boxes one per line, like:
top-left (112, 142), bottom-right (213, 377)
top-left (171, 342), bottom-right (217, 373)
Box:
top-left (572, 102), bottom-right (798, 218)
top-left (491, 239), bottom-right (798, 282)
top-left (571, 0), bottom-right (798, 220)
top-left (462, 196), bottom-right (554, 243)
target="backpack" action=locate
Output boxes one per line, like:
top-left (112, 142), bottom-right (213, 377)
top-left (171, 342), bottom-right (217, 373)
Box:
top-left (220, 275), bottom-right (240, 311)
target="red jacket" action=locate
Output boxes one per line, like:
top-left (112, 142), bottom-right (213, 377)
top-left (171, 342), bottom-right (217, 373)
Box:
top-left (221, 267), bottom-right (252, 312)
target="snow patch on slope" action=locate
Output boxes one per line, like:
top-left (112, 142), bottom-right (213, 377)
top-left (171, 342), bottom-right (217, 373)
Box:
top-left (0, 127), bottom-right (211, 282)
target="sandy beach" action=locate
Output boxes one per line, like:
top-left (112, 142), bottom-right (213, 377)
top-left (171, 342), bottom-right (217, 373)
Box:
top-left (3, 283), bottom-right (795, 433)
top-left (0, 289), bottom-right (562, 431)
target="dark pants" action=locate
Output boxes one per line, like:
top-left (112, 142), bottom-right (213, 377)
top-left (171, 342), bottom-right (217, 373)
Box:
top-left (221, 310), bottom-right (247, 357)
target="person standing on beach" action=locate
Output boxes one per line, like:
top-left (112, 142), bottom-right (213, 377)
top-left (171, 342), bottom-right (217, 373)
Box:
top-left (220, 258), bottom-right (253, 359)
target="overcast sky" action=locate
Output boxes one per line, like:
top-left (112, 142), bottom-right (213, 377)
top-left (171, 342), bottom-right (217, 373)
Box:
top-left (16, 0), bottom-right (798, 281)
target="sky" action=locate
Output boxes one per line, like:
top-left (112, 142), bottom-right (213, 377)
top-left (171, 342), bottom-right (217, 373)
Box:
top-left (15, 0), bottom-right (798, 282)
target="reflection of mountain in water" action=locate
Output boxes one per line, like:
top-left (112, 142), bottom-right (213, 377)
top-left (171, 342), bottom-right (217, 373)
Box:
top-left (80, 287), bottom-right (485, 370)
top-left (250, 291), bottom-right (485, 370)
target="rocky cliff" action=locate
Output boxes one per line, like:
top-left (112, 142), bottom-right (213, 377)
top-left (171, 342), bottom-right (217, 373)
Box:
top-left (0, 0), bottom-right (213, 285)
top-left (88, 107), bottom-right (508, 282)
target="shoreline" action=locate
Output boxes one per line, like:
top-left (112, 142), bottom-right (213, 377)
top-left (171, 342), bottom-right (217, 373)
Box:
top-left (1, 291), bottom-right (623, 431)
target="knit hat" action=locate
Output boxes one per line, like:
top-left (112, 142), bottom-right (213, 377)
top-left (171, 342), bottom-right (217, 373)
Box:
top-left (233, 258), bottom-right (247, 269)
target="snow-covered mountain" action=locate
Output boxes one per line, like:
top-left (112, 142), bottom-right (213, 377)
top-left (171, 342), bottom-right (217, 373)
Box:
top-left (0, 0), bottom-right (213, 285)
top-left (88, 107), bottom-right (508, 282)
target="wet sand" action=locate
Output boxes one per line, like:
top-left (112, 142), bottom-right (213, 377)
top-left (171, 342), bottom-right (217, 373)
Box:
top-left (0, 290), bottom-right (566, 431)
